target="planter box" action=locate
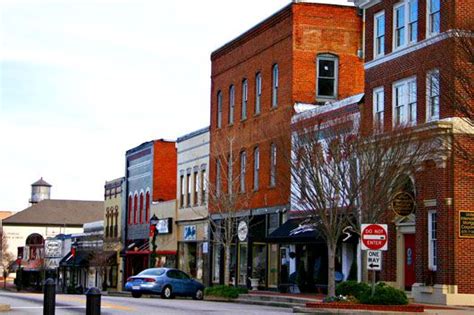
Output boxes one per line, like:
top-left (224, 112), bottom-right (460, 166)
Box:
top-left (306, 302), bottom-right (424, 313)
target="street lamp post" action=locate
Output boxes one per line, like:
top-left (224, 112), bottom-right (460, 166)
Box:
top-left (149, 215), bottom-right (159, 268)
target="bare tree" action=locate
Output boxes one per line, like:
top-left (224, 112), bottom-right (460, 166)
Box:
top-left (288, 109), bottom-right (438, 296)
top-left (0, 230), bottom-right (14, 289)
top-left (206, 132), bottom-right (253, 286)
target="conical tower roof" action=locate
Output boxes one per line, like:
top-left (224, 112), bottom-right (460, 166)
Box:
top-left (31, 177), bottom-right (52, 187)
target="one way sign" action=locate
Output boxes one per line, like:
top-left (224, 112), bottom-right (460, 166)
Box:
top-left (367, 250), bottom-right (382, 271)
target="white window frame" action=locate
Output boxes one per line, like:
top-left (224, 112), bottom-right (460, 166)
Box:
top-left (253, 147), bottom-right (260, 191)
top-left (179, 174), bottom-right (184, 208)
top-left (217, 91), bottom-right (222, 128)
top-left (255, 72), bottom-right (262, 114)
top-left (428, 210), bottom-right (437, 271)
top-left (316, 54), bottom-right (339, 100)
top-left (186, 173), bottom-right (191, 207)
top-left (392, 77), bottom-right (417, 127)
top-left (272, 64), bottom-right (279, 108)
top-left (229, 85), bottom-right (235, 124)
top-left (242, 79), bottom-right (248, 120)
top-left (240, 151), bottom-right (246, 193)
top-left (426, 69), bottom-right (440, 122)
top-left (427, 0), bottom-right (440, 37)
top-left (393, 1), bottom-right (418, 51)
top-left (374, 11), bottom-right (385, 58)
top-left (373, 87), bottom-right (385, 132)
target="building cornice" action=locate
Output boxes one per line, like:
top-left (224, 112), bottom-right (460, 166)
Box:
top-left (350, 0), bottom-right (381, 9)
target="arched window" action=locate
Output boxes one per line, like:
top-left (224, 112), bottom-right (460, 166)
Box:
top-left (105, 207), bottom-right (110, 237)
top-left (128, 195), bottom-right (133, 225)
top-left (242, 79), bottom-right (248, 120)
top-left (255, 72), bottom-right (262, 114)
top-left (229, 85), bottom-right (235, 124)
top-left (272, 64), bottom-right (279, 107)
top-left (134, 193), bottom-right (138, 224)
top-left (217, 91), bottom-right (223, 128)
top-left (145, 191), bottom-right (150, 223)
top-left (139, 192), bottom-right (144, 224)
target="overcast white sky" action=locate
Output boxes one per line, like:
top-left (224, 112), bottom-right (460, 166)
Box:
top-left (0, 0), bottom-right (353, 212)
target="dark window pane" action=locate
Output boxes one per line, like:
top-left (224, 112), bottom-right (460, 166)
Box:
top-left (319, 60), bottom-right (335, 77)
top-left (318, 78), bottom-right (335, 97)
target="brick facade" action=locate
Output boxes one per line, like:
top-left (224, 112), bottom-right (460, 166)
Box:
top-left (209, 2), bottom-right (364, 214)
top-left (356, 0), bottom-right (474, 301)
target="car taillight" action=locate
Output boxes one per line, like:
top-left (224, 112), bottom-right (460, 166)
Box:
top-left (144, 278), bottom-right (155, 282)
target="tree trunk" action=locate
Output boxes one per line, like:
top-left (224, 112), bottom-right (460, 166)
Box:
top-left (327, 242), bottom-right (337, 297)
top-left (224, 245), bottom-right (231, 286)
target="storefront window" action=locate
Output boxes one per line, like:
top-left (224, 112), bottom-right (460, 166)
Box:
top-left (238, 243), bottom-right (248, 285)
top-left (268, 244), bottom-right (278, 288)
top-left (178, 242), bottom-right (204, 281)
top-left (252, 243), bottom-right (266, 285)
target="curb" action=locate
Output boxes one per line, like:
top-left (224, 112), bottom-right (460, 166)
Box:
top-left (293, 306), bottom-right (424, 314)
top-left (0, 304), bottom-right (11, 312)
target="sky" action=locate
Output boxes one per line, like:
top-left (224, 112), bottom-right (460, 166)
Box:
top-left (0, 0), bottom-right (353, 212)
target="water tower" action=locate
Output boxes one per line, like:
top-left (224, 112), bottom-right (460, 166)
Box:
top-left (30, 177), bottom-right (52, 204)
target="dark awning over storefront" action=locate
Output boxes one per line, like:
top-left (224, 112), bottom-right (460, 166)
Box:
top-left (267, 218), bottom-right (325, 243)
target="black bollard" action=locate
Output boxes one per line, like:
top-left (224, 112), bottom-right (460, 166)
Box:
top-left (43, 278), bottom-right (56, 315)
top-left (85, 287), bottom-right (101, 315)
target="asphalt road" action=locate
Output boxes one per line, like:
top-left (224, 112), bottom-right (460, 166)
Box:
top-left (0, 290), bottom-right (293, 314)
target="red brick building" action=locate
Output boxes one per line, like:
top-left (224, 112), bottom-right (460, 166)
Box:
top-left (209, 1), bottom-right (364, 289)
top-left (124, 139), bottom-right (177, 281)
top-left (354, 0), bottom-right (473, 305)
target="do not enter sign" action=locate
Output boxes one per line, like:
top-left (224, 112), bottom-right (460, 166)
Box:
top-left (361, 224), bottom-right (388, 251)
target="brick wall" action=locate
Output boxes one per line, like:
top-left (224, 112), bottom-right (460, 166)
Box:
top-left (209, 2), bottom-right (364, 213)
top-left (153, 140), bottom-right (177, 202)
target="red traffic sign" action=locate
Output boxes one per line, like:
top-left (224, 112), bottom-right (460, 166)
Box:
top-left (361, 224), bottom-right (388, 251)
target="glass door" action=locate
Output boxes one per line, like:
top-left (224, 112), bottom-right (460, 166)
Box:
top-left (238, 243), bottom-right (248, 285)
top-left (268, 243), bottom-right (279, 288)
top-left (252, 243), bottom-right (267, 285)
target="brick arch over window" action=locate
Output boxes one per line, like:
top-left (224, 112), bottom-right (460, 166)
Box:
top-left (134, 193), bottom-right (138, 224)
top-left (128, 194), bottom-right (133, 225)
top-left (139, 192), bottom-right (144, 224)
top-left (145, 190), bottom-right (150, 223)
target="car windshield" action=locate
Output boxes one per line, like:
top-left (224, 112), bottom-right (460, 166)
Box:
top-left (138, 268), bottom-right (165, 276)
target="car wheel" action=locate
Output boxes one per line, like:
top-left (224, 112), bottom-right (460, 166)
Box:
top-left (161, 286), bottom-right (173, 299)
top-left (193, 288), bottom-right (204, 300)
top-left (132, 291), bottom-right (142, 298)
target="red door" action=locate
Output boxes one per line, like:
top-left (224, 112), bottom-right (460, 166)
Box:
top-left (404, 234), bottom-right (416, 290)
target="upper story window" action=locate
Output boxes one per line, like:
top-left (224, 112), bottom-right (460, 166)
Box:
top-left (216, 159), bottom-right (221, 197)
top-left (272, 64), bottom-right (279, 108)
top-left (128, 194), bottom-right (133, 224)
top-left (427, 0), bottom-right (440, 36)
top-left (270, 143), bottom-right (277, 187)
top-left (373, 87), bottom-right (385, 132)
top-left (139, 192), bottom-right (144, 224)
top-left (374, 11), bottom-right (385, 57)
top-left (133, 193), bottom-right (138, 224)
top-left (217, 91), bottom-right (222, 128)
top-left (201, 168), bottom-right (207, 205)
top-left (229, 85), bottom-right (235, 124)
top-left (242, 79), bottom-right (248, 120)
top-left (253, 147), bottom-right (260, 191)
top-left (393, 77), bottom-right (417, 126)
top-left (240, 151), bottom-right (246, 193)
top-left (145, 191), bottom-right (150, 223)
top-left (255, 72), bottom-right (262, 114)
top-left (193, 170), bottom-right (199, 205)
top-left (179, 175), bottom-right (184, 208)
top-left (227, 155), bottom-right (233, 194)
top-left (317, 54), bottom-right (338, 100)
top-left (394, 1), bottom-right (418, 50)
top-left (186, 173), bottom-right (191, 206)
top-left (427, 69), bottom-right (440, 121)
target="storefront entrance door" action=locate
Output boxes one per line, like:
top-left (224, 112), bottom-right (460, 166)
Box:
top-left (404, 234), bottom-right (415, 290)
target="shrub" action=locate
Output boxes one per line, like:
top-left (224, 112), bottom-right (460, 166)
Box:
top-left (359, 282), bottom-right (408, 305)
top-left (336, 281), bottom-right (370, 300)
top-left (204, 285), bottom-right (245, 299)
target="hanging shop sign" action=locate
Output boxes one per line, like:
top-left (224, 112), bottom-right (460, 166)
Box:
top-left (44, 240), bottom-right (62, 258)
top-left (238, 221), bottom-right (248, 242)
top-left (460, 211), bottom-right (474, 238)
top-left (156, 218), bottom-right (173, 234)
top-left (184, 225), bottom-right (197, 241)
top-left (361, 224), bottom-right (388, 251)
top-left (391, 192), bottom-right (416, 217)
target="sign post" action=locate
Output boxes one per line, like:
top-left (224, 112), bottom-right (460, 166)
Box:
top-left (361, 224), bottom-right (388, 296)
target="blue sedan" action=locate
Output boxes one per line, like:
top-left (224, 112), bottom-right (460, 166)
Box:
top-left (125, 268), bottom-right (205, 300)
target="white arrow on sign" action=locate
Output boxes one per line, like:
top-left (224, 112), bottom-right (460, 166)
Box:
top-left (367, 250), bottom-right (382, 271)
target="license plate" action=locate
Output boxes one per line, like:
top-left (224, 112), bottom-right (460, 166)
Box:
top-left (132, 286), bottom-right (140, 290)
